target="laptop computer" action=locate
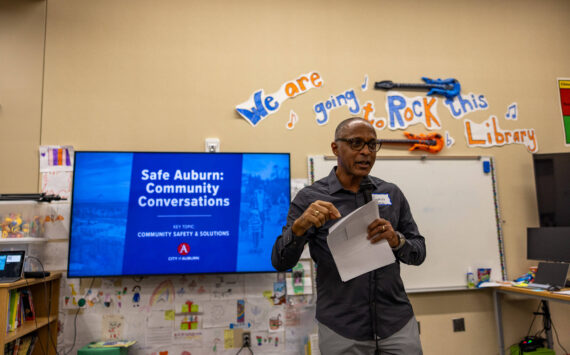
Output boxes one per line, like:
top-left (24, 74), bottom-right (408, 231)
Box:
top-left (0, 250), bottom-right (25, 283)
top-left (528, 261), bottom-right (570, 290)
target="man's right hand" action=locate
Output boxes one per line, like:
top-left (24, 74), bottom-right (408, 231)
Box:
top-left (291, 200), bottom-right (341, 236)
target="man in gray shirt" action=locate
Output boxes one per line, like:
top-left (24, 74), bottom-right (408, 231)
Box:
top-left (272, 117), bottom-right (425, 354)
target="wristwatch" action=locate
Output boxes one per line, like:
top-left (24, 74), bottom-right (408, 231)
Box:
top-left (391, 231), bottom-right (406, 251)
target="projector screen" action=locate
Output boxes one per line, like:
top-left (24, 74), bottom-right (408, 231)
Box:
top-left (68, 151), bottom-right (290, 277)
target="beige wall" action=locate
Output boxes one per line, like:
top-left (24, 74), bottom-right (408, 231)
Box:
top-left (0, 0), bottom-right (46, 191)
top-left (1, 0), bottom-right (569, 354)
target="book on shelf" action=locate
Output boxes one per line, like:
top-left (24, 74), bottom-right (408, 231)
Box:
top-left (16, 337), bottom-right (30, 355)
top-left (20, 289), bottom-right (35, 321)
top-left (4, 333), bottom-right (38, 355)
top-left (7, 289), bottom-right (20, 332)
top-left (6, 288), bottom-right (35, 332)
top-left (11, 338), bottom-right (20, 355)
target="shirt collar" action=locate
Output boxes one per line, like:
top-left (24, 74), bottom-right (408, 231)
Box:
top-left (327, 167), bottom-right (378, 194)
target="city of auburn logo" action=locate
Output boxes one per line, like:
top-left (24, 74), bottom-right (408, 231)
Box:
top-left (178, 243), bottom-right (190, 256)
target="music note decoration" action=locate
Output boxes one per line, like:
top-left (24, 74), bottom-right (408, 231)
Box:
top-left (505, 103), bottom-right (518, 120)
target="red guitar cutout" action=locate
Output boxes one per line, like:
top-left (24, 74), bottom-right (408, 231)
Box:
top-left (379, 132), bottom-right (443, 154)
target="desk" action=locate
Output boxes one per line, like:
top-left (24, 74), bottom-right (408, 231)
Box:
top-left (493, 286), bottom-right (570, 355)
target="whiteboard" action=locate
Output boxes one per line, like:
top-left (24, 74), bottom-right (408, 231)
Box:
top-left (308, 155), bottom-right (506, 292)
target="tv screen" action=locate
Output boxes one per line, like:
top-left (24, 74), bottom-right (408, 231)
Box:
top-left (527, 227), bottom-right (570, 263)
top-left (532, 152), bottom-right (570, 227)
top-left (68, 151), bottom-right (290, 277)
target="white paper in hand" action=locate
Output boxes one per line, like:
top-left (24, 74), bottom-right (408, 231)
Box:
top-left (327, 200), bottom-right (396, 282)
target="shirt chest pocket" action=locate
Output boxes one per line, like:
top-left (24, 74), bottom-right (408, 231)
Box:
top-left (378, 204), bottom-right (399, 227)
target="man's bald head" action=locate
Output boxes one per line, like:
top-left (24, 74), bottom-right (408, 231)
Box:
top-left (334, 117), bottom-right (375, 140)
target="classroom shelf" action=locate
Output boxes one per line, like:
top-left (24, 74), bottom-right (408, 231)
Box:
top-left (0, 238), bottom-right (47, 244)
top-left (0, 273), bottom-right (61, 355)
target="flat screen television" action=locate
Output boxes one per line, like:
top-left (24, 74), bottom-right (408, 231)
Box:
top-left (527, 227), bottom-right (570, 263)
top-left (67, 151), bottom-right (290, 277)
top-left (532, 152), bottom-right (570, 227)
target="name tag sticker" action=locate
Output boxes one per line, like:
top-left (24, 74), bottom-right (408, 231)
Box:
top-left (372, 193), bottom-right (392, 206)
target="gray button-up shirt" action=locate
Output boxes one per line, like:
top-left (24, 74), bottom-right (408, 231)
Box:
top-left (272, 168), bottom-right (426, 340)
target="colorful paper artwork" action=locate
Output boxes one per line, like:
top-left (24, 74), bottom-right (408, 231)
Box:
top-left (245, 297), bottom-right (272, 331)
top-left (445, 131), bottom-right (455, 148)
top-left (236, 71), bottom-right (538, 152)
top-left (505, 103), bottom-right (518, 120)
top-left (464, 116), bottom-right (538, 152)
top-left (172, 329), bottom-right (203, 346)
top-left (361, 101), bottom-right (387, 130)
top-left (286, 260), bottom-right (313, 295)
top-left (442, 93), bottom-right (489, 119)
top-left (267, 307), bottom-right (284, 333)
top-left (361, 75), bottom-right (369, 91)
top-left (286, 110), bottom-right (298, 130)
top-left (385, 93), bottom-right (441, 130)
top-left (558, 78), bottom-right (570, 145)
top-left (313, 88), bottom-right (360, 125)
top-left (251, 331), bottom-right (284, 351)
top-left (149, 280), bottom-right (175, 307)
top-left (202, 301), bottom-right (235, 328)
top-left (271, 281), bottom-right (286, 305)
top-left (236, 71), bottom-right (323, 126)
top-left (39, 145), bottom-right (74, 172)
top-left (41, 171), bottom-right (72, 199)
top-left (102, 314), bottom-right (124, 340)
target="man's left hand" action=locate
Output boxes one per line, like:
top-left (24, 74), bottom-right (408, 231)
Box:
top-left (367, 218), bottom-right (399, 247)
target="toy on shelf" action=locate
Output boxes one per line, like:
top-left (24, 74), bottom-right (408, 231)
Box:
top-left (1, 213), bottom-right (45, 238)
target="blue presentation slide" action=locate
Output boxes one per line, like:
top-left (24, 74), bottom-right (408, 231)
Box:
top-left (68, 152), bottom-right (289, 277)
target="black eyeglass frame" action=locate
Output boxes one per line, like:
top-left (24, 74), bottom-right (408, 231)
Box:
top-left (335, 138), bottom-right (382, 152)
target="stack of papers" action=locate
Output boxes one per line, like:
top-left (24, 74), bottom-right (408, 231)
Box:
top-left (327, 200), bottom-right (395, 282)
top-left (88, 340), bottom-right (136, 348)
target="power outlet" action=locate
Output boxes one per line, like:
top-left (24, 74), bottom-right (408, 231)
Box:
top-left (453, 318), bottom-right (465, 332)
top-left (205, 138), bottom-right (220, 153)
top-left (242, 331), bottom-right (251, 347)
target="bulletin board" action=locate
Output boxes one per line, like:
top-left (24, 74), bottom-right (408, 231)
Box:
top-left (308, 155), bottom-right (506, 292)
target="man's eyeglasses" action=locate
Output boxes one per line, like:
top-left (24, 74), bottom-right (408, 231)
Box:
top-left (335, 138), bottom-right (382, 152)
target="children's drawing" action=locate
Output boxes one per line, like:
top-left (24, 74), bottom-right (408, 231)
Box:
top-left (268, 308), bottom-right (284, 332)
top-left (245, 298), bottom-right (272, 330)
top-left (202, 301), bottom-right (236, 328)
top-left (149, 280), bottom-right (175, 307)
top-left (132, 286), bottom-right (141, 307)
top-left (41, 171), bottom-right (73, 199)
top-left (244, 273), bottom-right (278, 296)
top-left (286, 260), bottom-right (313, 295)
top-left (172, 330), bottom-right (203, 346)
top-left (271, 281), bottom-right (286, 305)
top-left (146, 310), bottom-right (174, 346)
top-left (252, 331), bottom-right (285, 351)
top-left (39, 145), bottom-right (74, 172)
top-left (102, 314), bottom-right (124, 340)
top-left (236, 300), bottom-right (245, 324)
